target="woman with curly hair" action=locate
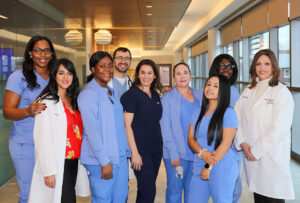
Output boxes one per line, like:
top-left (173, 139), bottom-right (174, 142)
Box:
top-left (3, 36), bottom-right (56, 203)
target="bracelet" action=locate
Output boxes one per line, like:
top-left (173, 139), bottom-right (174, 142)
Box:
top-left (197, 148), bottom-right (207, 159)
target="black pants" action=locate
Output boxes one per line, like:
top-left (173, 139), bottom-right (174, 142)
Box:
top-left (61, 158), bottom-right (78, 203)
top-left (254, 193), bottom-right (285, 203)
top-left (134, 151), bottom-right (162, 203)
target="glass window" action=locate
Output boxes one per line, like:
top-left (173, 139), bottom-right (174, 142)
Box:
top-left (0, 0), bottom-right (87, 186)
top-left (223, 43), bottom-right (233, 56)
top-left (190, 52), bottom-right (208, 90)
top-left (238, 40), bottom-right (243, 81)
top-left (249, 32), bottom-right (269, 64)
top-left (278, 24), bottom-right (290, 86)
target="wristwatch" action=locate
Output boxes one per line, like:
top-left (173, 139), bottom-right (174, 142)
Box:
top-left (197, 148), bottom-right (207, 159)
top-left (204, 163), bottom-right (213, 170)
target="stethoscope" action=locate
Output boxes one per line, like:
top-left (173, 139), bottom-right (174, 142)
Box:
top-left (127, 76), bottom-right (133, 87)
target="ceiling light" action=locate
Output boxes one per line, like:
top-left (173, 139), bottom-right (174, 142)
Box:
top-left (147, 13), bottom-right (152, 16)
top-left (64, 30), bottom-right (83, 45)
top-left (0, 15), bottom-right (8, 20)
top-left (146, 5), bottom-right (152, 8)
top-left (94, 30), bottom-right (112, 44)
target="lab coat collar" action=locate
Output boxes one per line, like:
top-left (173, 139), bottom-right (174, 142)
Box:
top-left (256, 77), bottom-right (271, 86)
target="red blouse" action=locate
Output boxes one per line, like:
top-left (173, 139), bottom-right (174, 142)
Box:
top-left (63, 102), bottom-right (83, 159)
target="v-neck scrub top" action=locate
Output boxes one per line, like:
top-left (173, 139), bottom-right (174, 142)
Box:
top-left (121, 87), bottom-right (163, 154)
top-left (180, 96), bottom-right (200, 161)
top-left (190, 107), bottom-right (239, 175)
top-left (6, 69), bottom-right (49, 144)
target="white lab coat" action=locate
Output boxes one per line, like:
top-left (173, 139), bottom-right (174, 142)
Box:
top-left (29, 98), bottom-right (90, 203)
top-left (234, 81), bottom-right (295, 199)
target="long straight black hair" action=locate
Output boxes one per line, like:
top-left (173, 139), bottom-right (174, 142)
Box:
top-left (209, 54), bottom-right (238, 85)
top-left (194, 75), bottom-right (230, 149)
top-left (23, 36), bottom-right (57, 89)
top-left (39, 58), bottom-right (80, 110)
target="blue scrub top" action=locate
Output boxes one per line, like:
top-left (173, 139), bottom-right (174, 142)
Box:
top-left (6, 69), bottom-right (49, 144)
top-left (190, 107), bottom-right (238, 175)
top-left (121, 87), bottom-right (163, 154)
top-left (110, 94), bottom-right (127, 157)
top-left (180, 96), bottom-right (199, 161)
top-left (111, 77), bottom-right (128, 100)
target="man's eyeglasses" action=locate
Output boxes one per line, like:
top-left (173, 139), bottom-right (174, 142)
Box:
top-left (219, 64), bottom-right (235, 70)
top-left (114, 56), bottom-right (131, 61)
top-left (32, 48), bottom-right (52, 55)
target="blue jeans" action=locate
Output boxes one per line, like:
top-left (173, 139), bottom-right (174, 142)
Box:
top-left (84, 156), bottom-right (128, 203)
top-left (9, 141), bottom-right (35, 203)
top-left (164, 159), bottom-right (193, 203)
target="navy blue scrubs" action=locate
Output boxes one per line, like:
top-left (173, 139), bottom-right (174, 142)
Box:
top-left (121, 87), bottom-right (162, 203)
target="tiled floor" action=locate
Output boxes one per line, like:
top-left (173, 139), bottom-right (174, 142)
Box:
top-left (0, 160), bottom-right (299, 203)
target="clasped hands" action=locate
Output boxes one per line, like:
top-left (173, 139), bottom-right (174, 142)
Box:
top-left (200, 151), bottom-right (217, 180)
top-left (240, 142), bottom-right (256, 161)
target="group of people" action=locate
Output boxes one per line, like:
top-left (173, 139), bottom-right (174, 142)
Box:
top-left (2, 35), bottom-right (295, 203)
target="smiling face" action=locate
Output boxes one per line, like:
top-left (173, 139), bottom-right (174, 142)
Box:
top-left (255, 54), bottom-right (273, 81)
top-left (92, 56), bottom-right (113, 87)
top-left (56, 65), bottom-right (73, 92)
top-left (113, 51), bottom-right (131, 74)
top-left (138, 64), bottom-right (156, 88)
top-left (204, 76), bottom-right (219, 100)
top-left (218, 58), bottom-right (233, 79)
top-left (174, 64), bottom-right (191, 88)
top-left (29, 40), bottom-right (52, 69)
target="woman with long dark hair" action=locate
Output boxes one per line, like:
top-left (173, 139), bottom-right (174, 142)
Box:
top-left (199, 54), bottom-right (239, 106)
top-left (78, 51), bottom-right (130, 202)
top-left (234, 49), bottom-right (294, 202)
top-left (3, 36), bottom-right (56, 203)
top-left (28, 58), bottom-right (87, 203)
top-left (199, 53), bottom-right (242, 202)
top-left (188, 75), bottom-right (239, 202)
top-left (121, 59), bottom-right (162, 203)
top-left (160, 62), bottom-right (201, 203)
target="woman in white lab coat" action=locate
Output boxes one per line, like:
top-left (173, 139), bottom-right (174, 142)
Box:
top-left (234, 49), bottom-right (294, 203)
top-left (29, 58), bottom-right (89, 203)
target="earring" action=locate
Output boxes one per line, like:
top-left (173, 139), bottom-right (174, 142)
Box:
top-left (30, 56), bottom-right (32, 58)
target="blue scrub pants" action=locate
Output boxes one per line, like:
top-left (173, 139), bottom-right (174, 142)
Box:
top-left (233, 150), bottom-right (243, 203)
top-left (188, 153), bottom-right (239, 203)
top-left (9, 141), bottom-right (35, 203)
top-left (84, 156), bottom-right (128, 203)
top-left (164, 159), bottom-right (193, 203)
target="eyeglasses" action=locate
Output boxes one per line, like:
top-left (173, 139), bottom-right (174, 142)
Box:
top-left (114, 56), bottom-right (131, 61)
top-left (219, 64), bottom-right (235, 70)
top-left (32, 48), bottom-right (52, 55)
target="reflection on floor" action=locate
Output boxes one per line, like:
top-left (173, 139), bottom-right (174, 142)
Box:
top-left (0, 111), bottom-right (15, 186)
top-left (0, 160), bottom-right (299, 202)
